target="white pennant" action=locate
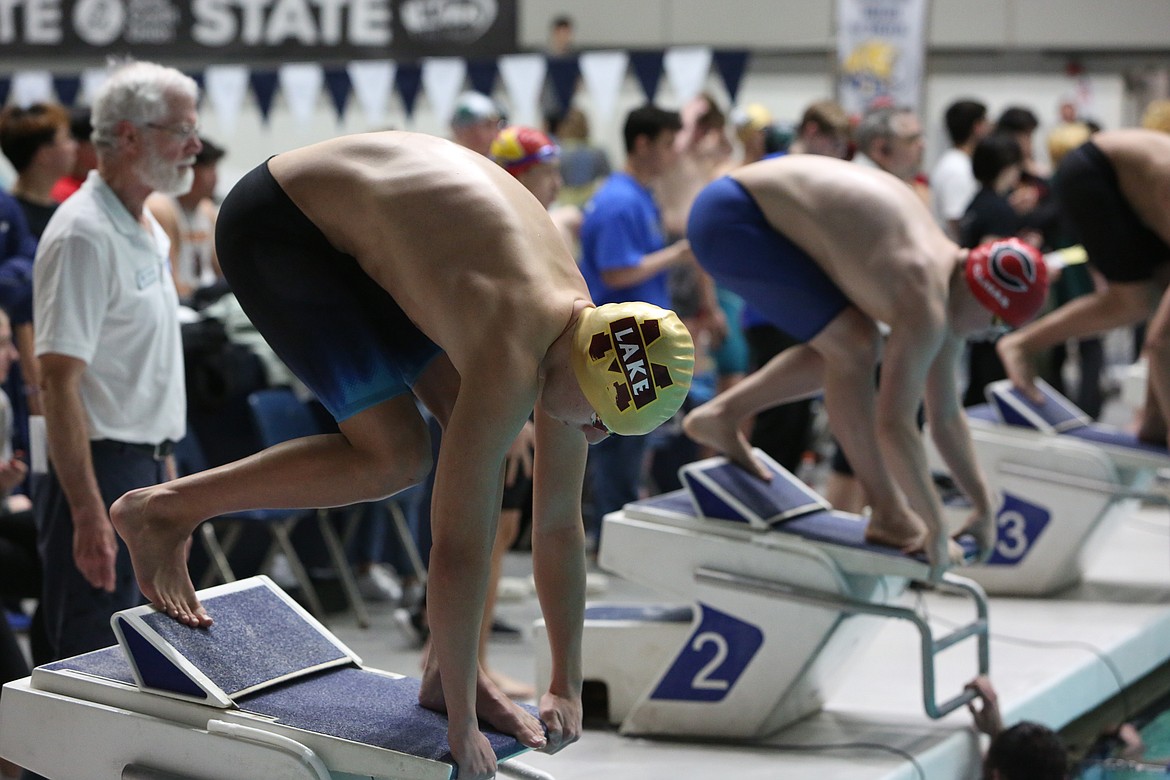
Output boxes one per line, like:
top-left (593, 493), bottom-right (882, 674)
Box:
top-left (497, 53), bottom-right (546, 129)
top-left (79, 67), bottom-right (110, 105)
top-left (578, 51), bottom-right (629, 135)
top-left (203, 65), bottom-right (250, 138)
top-left (279, 63), bottom-right (324, 127)
top-left (11, 71), bottom-right (53, 107)
top-left (347, 60), bottom-right (396, 128)
top-left (663, 46), bottom-right (713, 105)
top-left (421, 57), bottom-right (467, 127)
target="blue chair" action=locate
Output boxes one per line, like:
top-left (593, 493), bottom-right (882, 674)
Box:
top-left (246, 387), bottom-right (372, 628)
top-left (179, 429), bottom-right (334, 624)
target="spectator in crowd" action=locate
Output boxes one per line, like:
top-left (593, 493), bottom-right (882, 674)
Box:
top-left (32, 60), bottom-right (194, 662)
top-left (853, 105), bottom-right (927, 185)
top-left (730, 103), bottom-right (778, 166)
top-left (146, 136), bottom-right (226, 304)
top-left (549, 107), bottom-right (610, 209)
top-left (958, 132), bottom-right (1031, 408)
top-left (0, 102), bottom-right (77, 238)
top-left (450, 91), bottom-right (503, 158)
top-left (49, 108), bottom-right (96, 203)
top-left (578, 104), bottom-right (698, 545)
top-left (932, 99), bottom-right (991, 240)
top-left (788, 99), bottom-right (851, 159)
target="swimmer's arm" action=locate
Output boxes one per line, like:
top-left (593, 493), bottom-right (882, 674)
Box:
top-left (531, 405), bottom-right (586, 691)
top-left (1005, 280), bottom-right (1155, 358)
top-left (428, 373), bottom-right (533, 734)
top-left (924, 333), bottom-right (993, 516)
top-left (530, 404), bottom-right (586, 750)
top-left (875, 316), bottom-right (947, 536)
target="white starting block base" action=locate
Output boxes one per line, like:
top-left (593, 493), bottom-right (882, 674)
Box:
top-left (538, 451), bottom-right (988, 742)
top-left (935, 378), bottom-right (1170, 596)
top-left (524, 511), bottom-right (1170, 780)
top-left (0, 577), bottom-right (543, 780)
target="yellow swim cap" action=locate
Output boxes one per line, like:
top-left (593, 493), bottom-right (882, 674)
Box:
top-left (571, 302), bottom-right (695, 436)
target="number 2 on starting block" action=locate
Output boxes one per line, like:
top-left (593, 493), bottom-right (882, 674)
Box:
top-left (650, 604), bottom-right (763, 703)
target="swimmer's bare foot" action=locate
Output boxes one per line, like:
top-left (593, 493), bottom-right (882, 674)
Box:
top-left (418, 657), bottom-right (547, 751)
top-left (863, 506), bottom-right (928, 553)
top-left (995, 333), bottom-right (1043, 404)
top-left (110, 488), bottom-right (212, 628)
top-left (683, 404), bottom-right (771, 481)
top-left (487, 667), bottom-right (536, 701)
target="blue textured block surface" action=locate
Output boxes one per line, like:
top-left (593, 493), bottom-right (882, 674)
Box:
top-left (239, 669), bottom-right (534, 766)
top-left (43, 646), bottom-right (135, 684)
top-left (137, 584), bottom-right (349, 696)
top-left (637, 491), bottom-right (979, 563)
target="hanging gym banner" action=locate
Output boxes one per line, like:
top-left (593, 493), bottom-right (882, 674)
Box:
top-left (836, 0), bottom-right (927, 115)
top-left (0, 0), bottom-right (516, 61)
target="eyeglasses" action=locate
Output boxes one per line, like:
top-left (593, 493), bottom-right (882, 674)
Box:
top-left (144, 122), bottom-right (200, 141)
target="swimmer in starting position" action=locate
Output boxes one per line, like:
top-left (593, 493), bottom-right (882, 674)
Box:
top-left (110, 131), bottom-right (694, 780)
top-left (683, 154), bottom-right (1048, 577)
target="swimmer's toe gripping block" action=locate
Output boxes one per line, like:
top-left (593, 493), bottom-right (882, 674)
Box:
top-left (941, 378), bottom-right (1170, 596)
top-left (0, 576), bottom-right (534, 780)
top-left (536, 450), bottom-right (988, 740)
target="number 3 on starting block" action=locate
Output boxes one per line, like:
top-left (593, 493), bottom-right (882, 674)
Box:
top-left (650, 605), bottom-right (763, 702)
top-left (986, 493), bottom-right (1050, 565)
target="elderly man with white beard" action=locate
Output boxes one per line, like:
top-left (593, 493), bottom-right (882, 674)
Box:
top-left (31, 60), bottom-right (195, 663)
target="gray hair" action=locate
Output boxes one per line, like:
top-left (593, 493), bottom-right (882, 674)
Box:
top-left (91, 60), bottom-right (199, 150)
top-left (853, 105), bottom-right (913, 154)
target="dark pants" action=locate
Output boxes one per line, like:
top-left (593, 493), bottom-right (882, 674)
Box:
top-left (33, 441), bottom-right (164, 662)
top-left (744, 324), bottom-right (814, 473)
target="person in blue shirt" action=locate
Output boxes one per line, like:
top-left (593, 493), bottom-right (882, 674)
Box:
top-left (578, 105), bottom-right (699, 543)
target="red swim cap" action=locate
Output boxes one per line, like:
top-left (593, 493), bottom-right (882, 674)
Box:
top-left (964, 238), bottom-right (1048, 327)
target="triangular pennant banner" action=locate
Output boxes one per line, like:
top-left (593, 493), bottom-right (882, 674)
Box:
top-left (11, 71), bottom-right (53, 107)
top-left (629, 51), bottom-right (664, 103)
top-left (466, 60), bottom-right (498, 98)
top-left (204, 65), bottom-right (250, 137)
top-left (421, 57), bottom-right (467, 127)
top-left (497, 53), bottom-right (547, 129)
top-left (52, 75), bottom-right (81, 106)
top-left (348, 60), bottom-right (395, 127)
top-left (250, 70), bottom-right (280, 122)
top-left (395, 62), bottom-right (422, 120)
top-left (323, 68), bottom-right (352, 123)
top-left (278, 63), bottom-right (324, 127)
top-left (664, 46), bottom-right (713, 105)
top-left (713, 50), bottom-right (750, 104)
top-left (579, 51), bottom-right (628, 134)
top-left (546, 57), bottom-right (580, 117)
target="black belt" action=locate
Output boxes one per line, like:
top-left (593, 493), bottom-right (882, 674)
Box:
top-left (96, 439), bottom-right (176, 461)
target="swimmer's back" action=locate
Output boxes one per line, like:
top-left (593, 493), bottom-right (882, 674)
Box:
top-left (267, 131), bottom-right (588, 361)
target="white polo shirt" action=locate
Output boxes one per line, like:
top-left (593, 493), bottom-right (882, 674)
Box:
top-left (34, 170), bottom-right (186, 445)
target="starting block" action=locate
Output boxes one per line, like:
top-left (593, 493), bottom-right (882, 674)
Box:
top-left (937, 378), bottom-right (1170, 596)
top-left (0, 577), bottom-right (545, 780)
top-left (536, 450), bottom-right (989, 740)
